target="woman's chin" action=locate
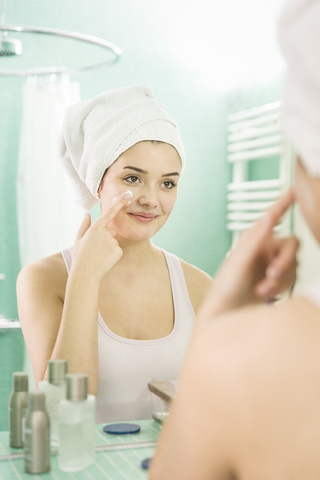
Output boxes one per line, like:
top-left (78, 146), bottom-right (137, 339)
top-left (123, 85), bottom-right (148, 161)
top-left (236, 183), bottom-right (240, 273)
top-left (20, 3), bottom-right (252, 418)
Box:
top-left (115, 226), bottom-right (162, 244)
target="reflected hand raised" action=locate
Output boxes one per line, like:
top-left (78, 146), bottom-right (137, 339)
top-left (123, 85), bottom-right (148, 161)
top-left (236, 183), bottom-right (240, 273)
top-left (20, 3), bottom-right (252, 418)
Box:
top-left (71, 191), bottom-right (133, 282)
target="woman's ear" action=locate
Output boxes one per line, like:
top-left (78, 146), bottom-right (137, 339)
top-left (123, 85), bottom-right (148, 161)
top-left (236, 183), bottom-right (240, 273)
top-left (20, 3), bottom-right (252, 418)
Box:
top-left (97, 168), bottom-right (108, 198)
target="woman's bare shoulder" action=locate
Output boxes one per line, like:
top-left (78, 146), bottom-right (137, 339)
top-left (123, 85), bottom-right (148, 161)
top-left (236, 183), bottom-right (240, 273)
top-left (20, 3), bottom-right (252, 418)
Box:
top-left (183, 297), bottom-right (320, 431)
top-left (203, 296), bottom-right (320, 366)
top-left (17, 253), bottom-right (67, 300)
top-left (172, 297), bottom-right (320, 478)
top-left (179, 258), bottom-right (213, 313)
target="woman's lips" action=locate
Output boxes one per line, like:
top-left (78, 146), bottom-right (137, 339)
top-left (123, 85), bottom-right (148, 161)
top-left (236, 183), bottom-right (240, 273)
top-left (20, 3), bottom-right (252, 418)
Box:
top-left (127, 212), bottom-right (158, 223)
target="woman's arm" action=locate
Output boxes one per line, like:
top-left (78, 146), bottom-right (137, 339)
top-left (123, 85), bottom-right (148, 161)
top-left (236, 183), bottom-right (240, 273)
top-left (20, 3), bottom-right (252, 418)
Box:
top-left (17, 193), bottom-right (131, 393)
top-left (180, 260), bottom-right (213, 314)
top-left (17, 256), bottom-right (67, 387)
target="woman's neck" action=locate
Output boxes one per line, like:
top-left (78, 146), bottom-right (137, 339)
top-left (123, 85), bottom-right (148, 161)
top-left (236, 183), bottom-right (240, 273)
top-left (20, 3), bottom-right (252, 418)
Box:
top-left (115, 236), bottom-right (160, 268)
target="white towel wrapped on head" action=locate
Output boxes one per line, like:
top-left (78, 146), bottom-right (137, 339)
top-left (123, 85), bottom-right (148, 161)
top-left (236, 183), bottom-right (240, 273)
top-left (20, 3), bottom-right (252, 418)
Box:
top-left (61, 85), bottom-right (185, 210)
top-left (279, 0), bottom-right (320, 178)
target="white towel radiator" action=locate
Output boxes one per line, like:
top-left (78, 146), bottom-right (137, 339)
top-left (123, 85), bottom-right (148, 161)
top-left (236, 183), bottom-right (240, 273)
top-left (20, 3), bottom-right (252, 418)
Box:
top-left (226, 101), bottom-right (293, 247)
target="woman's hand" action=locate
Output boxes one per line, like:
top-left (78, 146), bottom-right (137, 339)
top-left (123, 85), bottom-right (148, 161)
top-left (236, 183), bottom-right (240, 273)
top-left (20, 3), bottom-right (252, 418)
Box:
top-left (254, 234), bottom-right (299, 299)
top-left (71, 191), bottom-right (132, 282)
top-left (198, 189), bottom-right (298, 320)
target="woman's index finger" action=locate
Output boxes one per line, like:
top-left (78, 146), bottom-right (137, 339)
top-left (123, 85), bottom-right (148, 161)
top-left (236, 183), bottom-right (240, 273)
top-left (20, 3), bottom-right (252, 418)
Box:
top-left (98, 191), bottom-right (133, 226)
top-left (237, 189), bottom-right (295, 255)
top-left (262, 188), bottom-right (295, 230)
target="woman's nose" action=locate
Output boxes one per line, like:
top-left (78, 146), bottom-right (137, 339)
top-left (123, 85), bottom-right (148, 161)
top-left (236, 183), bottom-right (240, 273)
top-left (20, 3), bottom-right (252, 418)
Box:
top-left (137, 185), bottom-right (158, 208)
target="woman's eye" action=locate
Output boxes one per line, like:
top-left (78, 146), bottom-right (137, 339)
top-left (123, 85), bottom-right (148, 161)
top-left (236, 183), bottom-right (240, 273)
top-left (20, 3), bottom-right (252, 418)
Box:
top-left (162, 180), bottom-right (176, 189)
top-left (124, 175), bottom-right (140, 184)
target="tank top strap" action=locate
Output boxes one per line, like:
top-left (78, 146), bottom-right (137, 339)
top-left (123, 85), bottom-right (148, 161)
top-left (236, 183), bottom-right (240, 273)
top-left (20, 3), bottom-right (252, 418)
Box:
top-left (61, 246), bottom-right (73, 274)
top-left (162, 249), bottom-right (195, 324)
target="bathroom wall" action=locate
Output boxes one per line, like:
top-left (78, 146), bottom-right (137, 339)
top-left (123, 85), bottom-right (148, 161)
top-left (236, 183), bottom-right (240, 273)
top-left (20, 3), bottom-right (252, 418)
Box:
top-left (0, 0), bottom-right (286, 430)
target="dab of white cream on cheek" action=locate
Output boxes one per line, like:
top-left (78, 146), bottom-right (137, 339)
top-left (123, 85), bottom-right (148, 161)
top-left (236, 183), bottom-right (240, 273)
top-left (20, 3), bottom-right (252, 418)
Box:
top-left (111, 190), bottom-right (133, 205)
top-left (124, 190), bottom-right (133, 203)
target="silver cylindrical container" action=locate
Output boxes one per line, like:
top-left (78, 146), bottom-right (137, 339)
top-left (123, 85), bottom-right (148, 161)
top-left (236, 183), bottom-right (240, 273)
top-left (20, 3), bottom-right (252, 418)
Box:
top-left (49, 359), bottom-right (68, 386)
top-left (9, 372), bottom-right (29, 448)
top-left (66, 373), bottom-right (88, 401)
top-left (38, 359), bottom-right (68, 446)
top-left (24, 391), bottom-right (50, 474)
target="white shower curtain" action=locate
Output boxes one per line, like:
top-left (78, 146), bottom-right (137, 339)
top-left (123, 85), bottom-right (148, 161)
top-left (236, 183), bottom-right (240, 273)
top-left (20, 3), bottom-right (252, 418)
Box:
top-left (17, 78), bottom-right (83, 268)
top-left (16, 78), bottom-right (83, 387)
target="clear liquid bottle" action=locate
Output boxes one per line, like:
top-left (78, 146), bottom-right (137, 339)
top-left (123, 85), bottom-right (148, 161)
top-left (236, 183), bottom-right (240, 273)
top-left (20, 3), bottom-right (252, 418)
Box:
top-left (58, 373), bottom-right (95, 472)
top-left (38, 359), bottom-right (67, 446)
top-left (24, 391), bottom-right (50, 474)
top-left (9, 372), bottom-right (29, 448)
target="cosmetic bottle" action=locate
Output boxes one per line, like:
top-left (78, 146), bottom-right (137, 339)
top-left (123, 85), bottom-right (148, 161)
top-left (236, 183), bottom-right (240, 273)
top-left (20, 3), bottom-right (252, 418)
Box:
top-left (38, 359), bottom-right (67, 445)
top-left (9, 372), bottom-right (29, 448)
top-left (58, 373), bottom-right (95, 472)
top-left (24, 391), bottom-right (50, 474)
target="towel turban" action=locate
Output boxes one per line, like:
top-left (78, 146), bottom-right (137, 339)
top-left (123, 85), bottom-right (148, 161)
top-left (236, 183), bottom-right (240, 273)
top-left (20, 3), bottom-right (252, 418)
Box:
top-left (61, 85), bottom-right (186, 210)
top-left (279, 0), bottom-right (320, 178)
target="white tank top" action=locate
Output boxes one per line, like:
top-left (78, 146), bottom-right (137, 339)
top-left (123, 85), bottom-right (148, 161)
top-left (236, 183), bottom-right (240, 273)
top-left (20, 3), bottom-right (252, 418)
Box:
top-left (61, 247), bottom-right (195, 423)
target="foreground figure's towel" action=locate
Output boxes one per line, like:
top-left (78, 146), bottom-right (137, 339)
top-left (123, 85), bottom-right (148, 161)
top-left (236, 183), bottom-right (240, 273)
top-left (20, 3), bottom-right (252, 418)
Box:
top-left (279, 0), bottom-right (320, 178)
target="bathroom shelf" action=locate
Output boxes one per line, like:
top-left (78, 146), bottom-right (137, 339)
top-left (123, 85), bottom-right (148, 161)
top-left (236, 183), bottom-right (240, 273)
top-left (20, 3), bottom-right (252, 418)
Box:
top-left (0, 316), bottom-right (21, 332)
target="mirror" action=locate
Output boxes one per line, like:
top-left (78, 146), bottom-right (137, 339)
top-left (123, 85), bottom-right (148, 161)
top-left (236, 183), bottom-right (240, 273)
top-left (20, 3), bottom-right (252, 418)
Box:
top-left (0, 0), bottom-right (286, 431)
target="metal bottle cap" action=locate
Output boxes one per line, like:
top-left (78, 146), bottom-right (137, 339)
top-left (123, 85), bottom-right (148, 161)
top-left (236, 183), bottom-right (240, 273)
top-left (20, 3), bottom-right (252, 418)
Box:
top-left (27, 391), bottom-right (46, 411)
top-left (66, 374), bottom-right (88, 402)
top-left (48, 359), bottom-right (68, 385)
top-left (12, 372), bottom-right (29, 392)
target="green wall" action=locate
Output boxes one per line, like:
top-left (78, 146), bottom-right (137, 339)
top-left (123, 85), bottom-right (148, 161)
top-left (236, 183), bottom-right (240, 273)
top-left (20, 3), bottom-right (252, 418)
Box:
top-left (0, 0), bottom-right (285, 430)
top-left (0, 330), bottom-right (25, 430)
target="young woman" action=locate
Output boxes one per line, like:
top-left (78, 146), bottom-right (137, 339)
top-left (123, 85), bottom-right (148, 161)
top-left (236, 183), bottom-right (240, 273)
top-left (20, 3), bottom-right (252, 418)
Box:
top-left (149, 1), bottom-right (320, 478)
top-left (17, 85), bottom-right (297, 423)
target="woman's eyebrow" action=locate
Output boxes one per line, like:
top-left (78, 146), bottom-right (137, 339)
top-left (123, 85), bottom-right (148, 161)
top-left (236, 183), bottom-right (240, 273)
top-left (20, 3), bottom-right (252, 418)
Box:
top-left (123, 166), bottom-right (148, 174)
top-left (161, 172), bottom-right (180, 177)
top-left (123, 166), bottom-right (180, 177)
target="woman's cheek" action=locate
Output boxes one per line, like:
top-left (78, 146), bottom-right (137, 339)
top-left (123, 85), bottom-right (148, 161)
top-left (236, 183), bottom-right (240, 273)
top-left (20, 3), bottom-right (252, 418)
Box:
top-left (163, 194), bottom-right (177, 215)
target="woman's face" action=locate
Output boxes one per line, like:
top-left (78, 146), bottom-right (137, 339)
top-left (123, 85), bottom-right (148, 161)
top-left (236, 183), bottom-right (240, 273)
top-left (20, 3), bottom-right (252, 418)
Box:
top-left (98, 141), bottom-right (182, 242)
top-left (294, 157), bottom-right (320, 243)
